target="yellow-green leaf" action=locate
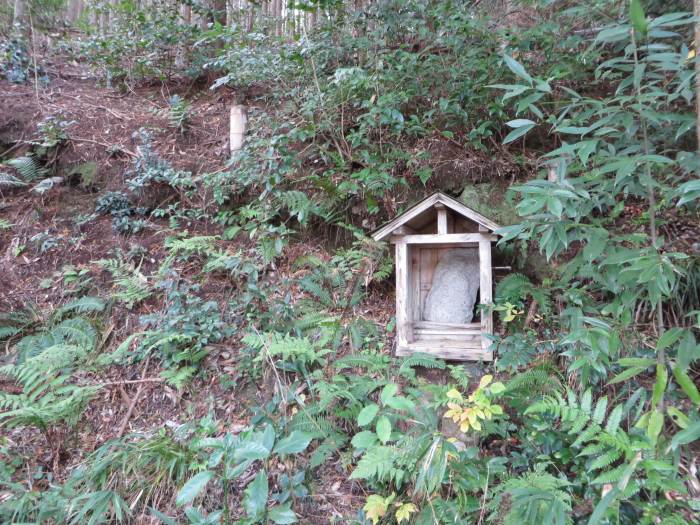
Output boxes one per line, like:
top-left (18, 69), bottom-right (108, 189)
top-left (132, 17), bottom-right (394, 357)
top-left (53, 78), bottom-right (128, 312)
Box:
top-left (364, 495), bottom-right (390, 525)
top-left (395, 503), bottom-right (417, 524)
top-left (446, 388), bottom-right (463, 401)
top-left (667, 406), bottom-right (690, 429)
top-left (651, 363), bottom-right (668, 407)
top-left (478, 375), bottom-right (493, 389)
top-left (647, 409), bottom-right (664, 443)
top-left (672, 365), bottom-right (700, 405)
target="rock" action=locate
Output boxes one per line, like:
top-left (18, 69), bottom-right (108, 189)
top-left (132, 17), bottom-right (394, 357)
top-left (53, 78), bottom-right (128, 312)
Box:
top-left (423, 248), bottom-right (480, 324)
top-left (440, 411), bottom-right (478, 450)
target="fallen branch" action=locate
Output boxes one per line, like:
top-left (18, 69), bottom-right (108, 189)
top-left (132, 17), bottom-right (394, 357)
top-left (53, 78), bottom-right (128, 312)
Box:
top-left (115, 358), bottom-right (152, 438)
top-left (116, 384), bottom-right (144, 438)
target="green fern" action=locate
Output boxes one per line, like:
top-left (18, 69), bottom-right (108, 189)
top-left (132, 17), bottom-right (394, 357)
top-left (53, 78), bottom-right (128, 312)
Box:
top-left (309, 432), bottom-right (348, 468)
top-left (159, 366), bottom-right (197, 390)
top-left (0, 170), bottom-right (28, 187)
top-left (277, 190), bottom-right (327, 224)
top-left (495, 272), bottom-right (552, 319)
top-left (53, 296), bottom-right (106, 319)
top-left (349, 445), bottom-right (397, 481)
top-left (96, 257), bottom-right (150, 308)
top-left (399, 353), bottom-right (446, 373)
top-left (15, 317), bottom-right (97, 362)
top-left (334, 352), bottom-right (391, 374)
top-left (397, 353), bottom-right (446, 381)
top-left (5, 155), bottom-right (47, 181)
top-left (505, 362), bottom-right (563, 397)
top-left (0, 316), bottom-right (102, 431)
top-left (0, 304), bottom-right (42, 342)
top-left (164, 235), bottom-right (218, 259)
top-left (167, 95), bottom-right (191, 133)
top-left (525, 389), bottom-right (649, 484)
top-left (496, 273), bottom-right (533, 304)
top-left (489, 467), bottom-right (573, 525)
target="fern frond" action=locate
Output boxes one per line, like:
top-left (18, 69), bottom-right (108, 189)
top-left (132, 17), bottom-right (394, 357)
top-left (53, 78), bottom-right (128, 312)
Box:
top-left (398, 353), bottom-right (446, 377)
top-left (309, 432), bottom-right (348, 469)
top-left (54, 296), bottom-right (106, 318)
top-left (334, 352), bottom-right (390, 373)
top-left (505, 364), bottom-right (563, 396)
top-left (6, 155), bottom-right (47, 181)
top-left (0, 170), bottom-right (28, 187)
top-left (349, 445), bottom-right (397, 481)
top-left (0, 314), bottom-right (103, 431)
top-left (495, 273), bottom-right (532, 303)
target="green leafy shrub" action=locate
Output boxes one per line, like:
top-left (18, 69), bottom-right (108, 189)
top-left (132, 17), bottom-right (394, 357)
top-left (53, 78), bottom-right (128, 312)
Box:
top-left (79, 2), bottom-right (209, 86)
top-left (135, 282), bottom-right (232, 387)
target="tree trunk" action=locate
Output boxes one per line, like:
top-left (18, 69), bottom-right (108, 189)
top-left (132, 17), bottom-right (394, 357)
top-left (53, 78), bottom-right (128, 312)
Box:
top-left (181, 2), bottom-right (192, 24)
top-left (274, 0), bottom-right (282, 36)
top-left (100, 4), bottom-right (110, 35)
top-left (246, 0), bottom-right (255, 32)
top-left (67, 0), bottom-right (84, 24)
top-left (213, 0), bottom-right (227, 26)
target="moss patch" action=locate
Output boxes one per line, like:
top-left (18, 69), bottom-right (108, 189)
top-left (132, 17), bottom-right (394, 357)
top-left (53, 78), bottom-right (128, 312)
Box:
top-left (458, 182), bottom-right (519, 227)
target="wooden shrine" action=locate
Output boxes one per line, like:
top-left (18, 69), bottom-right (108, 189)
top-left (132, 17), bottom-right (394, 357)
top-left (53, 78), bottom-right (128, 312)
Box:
top-left (372, 192), bottom-right (501, 361)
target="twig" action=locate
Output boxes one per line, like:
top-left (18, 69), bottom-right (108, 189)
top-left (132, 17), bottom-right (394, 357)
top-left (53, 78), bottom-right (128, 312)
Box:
top-left (99, 377), bottom-right (164, 387)
top-left (477, 463), bottom-right (491, 525)
top-left (116, 383), bottom-right (144, 438)
top-left (70, 137), bottom-right (138, 157)
top-left (115, 358), bottom-right (152, 438)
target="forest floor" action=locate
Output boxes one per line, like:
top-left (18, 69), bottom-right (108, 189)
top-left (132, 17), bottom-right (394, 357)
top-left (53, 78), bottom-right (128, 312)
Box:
top-left (0, 61), bottom-right (395, 523)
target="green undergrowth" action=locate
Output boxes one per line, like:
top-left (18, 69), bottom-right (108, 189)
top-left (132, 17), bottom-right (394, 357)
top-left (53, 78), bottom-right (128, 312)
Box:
top-left (1, 1), bottom-right (700, 524)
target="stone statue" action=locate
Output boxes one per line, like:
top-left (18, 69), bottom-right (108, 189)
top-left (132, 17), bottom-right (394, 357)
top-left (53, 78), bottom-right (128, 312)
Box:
top-left (423, 248), bottom-right (480, 324)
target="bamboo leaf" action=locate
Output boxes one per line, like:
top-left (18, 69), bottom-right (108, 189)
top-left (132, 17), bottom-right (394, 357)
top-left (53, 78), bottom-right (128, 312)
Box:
top-left (503, 123), bottom-right (535, 144)
top-left (503, 54), bottom-right (533, 85)
top-left (629, 0), bottom-right (648, 35)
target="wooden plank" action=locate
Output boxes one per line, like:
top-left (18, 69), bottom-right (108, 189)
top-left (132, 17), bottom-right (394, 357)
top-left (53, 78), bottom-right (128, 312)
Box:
top-left (395, 240), bottom-right (413, 346)
top-left (414, 335), bottom-right (480, 343)
top-left (373, 193), bottom-right (441, 241)
top-left (404, 339), bottom-right (482, 349)
top-left (415, 321), bottom-right (480, 329)
top-left (403, 233), bottom-right (495, 245)
top-left (415, 328), bottom-right (481, 336)
top-left (479, 239), bottom-right (493, 351)
top-left (396, 344), bottom-right (493, 362)
top-left (435, 203), bottom-right (448, 234)
top-left (411, 246), bottom-right (421, 322)
top-left (372, 192), bottom-right (501, 241)
top-left (419, 247), bottom-right (437, 319)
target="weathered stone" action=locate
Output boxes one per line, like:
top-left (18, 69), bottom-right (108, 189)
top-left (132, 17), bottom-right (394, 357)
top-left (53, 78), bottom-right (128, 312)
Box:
top-left (230, 105), bottom-right (247, 153)
top-left (423, 248), bottom-right (480, 324)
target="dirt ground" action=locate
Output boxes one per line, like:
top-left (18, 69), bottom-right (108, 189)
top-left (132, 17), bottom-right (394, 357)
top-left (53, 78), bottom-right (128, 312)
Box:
top-left (0, 59), bottom-right (399, 522)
